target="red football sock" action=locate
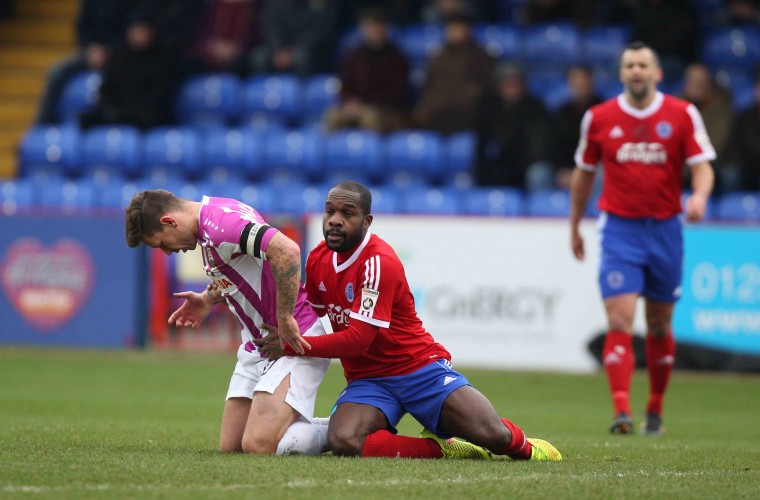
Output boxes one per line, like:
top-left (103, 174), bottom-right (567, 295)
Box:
top-left (494, 418), bottom-right (532, 460)
top-left (602, 331), bottom-right (635, 415)
top-left (362, 429), bottom-right (443, 459)
top-left (645, 331), bottom-right (676, 416)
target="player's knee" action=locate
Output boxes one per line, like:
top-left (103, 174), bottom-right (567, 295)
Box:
top-left (327, 427), bottom-right (362, 456)
top-left (241, 434), bottom-right (279, 455)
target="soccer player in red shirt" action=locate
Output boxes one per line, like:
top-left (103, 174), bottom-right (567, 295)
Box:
top-left (256, 181), bottom-right (561, 461)
top-left (569, 41), bottom-right (715, 435)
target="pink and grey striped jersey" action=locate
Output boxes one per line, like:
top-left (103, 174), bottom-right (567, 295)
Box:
top-left (197, 196), bottom-right (318, 346)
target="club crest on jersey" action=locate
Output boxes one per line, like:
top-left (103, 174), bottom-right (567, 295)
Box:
top-left (205, 248), bottom-right (217, 269)
top-left (345, 282), bottom-right (354, 302)
top-left (360, 288), bottom-right (379, 313)
top-left (655, 121), bottom-right (672, 139)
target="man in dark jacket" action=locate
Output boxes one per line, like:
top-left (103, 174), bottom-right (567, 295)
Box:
top-left (324, 8), bottom-right (409, 133)
top-left (78, 23), bottom-right (177, 130)
top-left (411, 10), bottom-right (495, 135)
top-left (475, 62), bottom-right (553, 189)
top-left (35, 0), bottom-right (136, 124)
top-left (248, 0), bottom-right (340, 76)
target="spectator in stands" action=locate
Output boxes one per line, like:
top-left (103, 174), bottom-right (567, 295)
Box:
top-left (34, 0), bottom-right (136, 124)
top-left (411, 9), bottom-right (495, 135)
top-left (78, 20), bottom-right (183, 130)
top-left (729, 70), bottom-right (760, 190)
top-left (681, 63), bottom-right (736, 191)
top-left (519, 0), bottom-right (573, 24)
top-left (0, 0), bottom-right (14, 19)
top-left (716, 0), bottom-right (760, 26)
top-left (551, 65), bottom-right (603, 189)
top-left (474, 62), bottom-right (553, 189)
top-left (130, 0), bottom-right (205, 55)
top-left (630, 0), bottom-right (699, 83)
top-left (248, 0), bottom-right (340, 77)
top-left (419, 0), bottom-right (490, 24)
top-left (324, 7), bottom-right (409, 134)
top-left (189, 0), bottom-right (263, 75)
top-left (345, 0), bottom-right (422, 26)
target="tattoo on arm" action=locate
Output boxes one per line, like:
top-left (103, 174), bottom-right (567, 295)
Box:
top-left (267, 233), bottom-right (301, 319)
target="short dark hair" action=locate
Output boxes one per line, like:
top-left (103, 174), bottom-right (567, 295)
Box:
top-left (332, 181), bottom-right (372, 216)
top-left (622, 40), bottom-right (661, 67)
top-left (125, 189), bottom-right (182, 248)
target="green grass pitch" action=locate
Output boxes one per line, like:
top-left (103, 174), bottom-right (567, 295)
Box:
top-left (1, 347), bottom-right (758, 499)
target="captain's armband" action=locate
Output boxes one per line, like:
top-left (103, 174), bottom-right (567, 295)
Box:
top-left (239, 222), bottom-right (271, 259)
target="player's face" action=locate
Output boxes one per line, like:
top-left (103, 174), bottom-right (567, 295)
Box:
top-left (619, 48), bottom-right (662, 101)
top-left (143, 222), bottom-right (198, 255)
top-left (323, 188), bottom-right (371, 252)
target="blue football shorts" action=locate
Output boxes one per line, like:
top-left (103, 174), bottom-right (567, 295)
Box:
top-left (332, 359), bottom-right (472, 438)
top-left (597, 212), bottom-right (683, 303)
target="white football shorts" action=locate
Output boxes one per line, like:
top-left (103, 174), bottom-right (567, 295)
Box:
top-left (225, 319), bottom-right (330, 419)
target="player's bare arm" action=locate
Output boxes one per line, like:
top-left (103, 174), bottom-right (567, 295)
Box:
top-left (685, 162), bottom-right (715, 222)
top-left (265, 232), bottom-right (311, 354)
top-left (569, 167), bottom-right (596, 261)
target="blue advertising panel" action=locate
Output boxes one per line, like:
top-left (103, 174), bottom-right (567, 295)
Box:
top-left (0, 214), bottom-right (143, 348)
top-left (674, 226), bottom-right (760, 355)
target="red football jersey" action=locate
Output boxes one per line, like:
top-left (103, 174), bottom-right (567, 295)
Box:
top-left (575, 92), bottom-right (716, 219)
top-left (305, 232), bottom-right (451, 382)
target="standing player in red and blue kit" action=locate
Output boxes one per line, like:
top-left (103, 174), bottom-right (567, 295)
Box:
top-left (258, 181), bottom-right (561, 461)
top-left (569, 42), bottom-right (715, 435)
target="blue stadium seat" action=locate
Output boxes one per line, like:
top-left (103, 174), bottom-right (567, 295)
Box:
top-left (37, 179), bottom-right (96, 214)
top-left (142, 127), bottom-right (203, 182)
top-left (265, 128), bottom-right (323, 183)
top-left (81, 126), bottom-right (141, 184)
top-left (399, 25), bottom-right (444, 63)
top-left (582, 25), bottom-right (631, 66)
top-left (526, 189), bottom-right (570, 217)
top-left (98, 179), bottom-right (150, 210)
top-left (175, 73), bottom-right (242, 128)
top-left (304, 74), bottom-right (341, 123)
top-left (462, 187), bottom-right (523, 216)
top-left (18, 125), bottom-right (81, 179)
top-left (473, 24), bottom-right (520, 60)
top-left (324, 130), bottom-right (383, 184)
top-left (702, 27), bottom-right (760, 71)
top-left (715, 69), bottom-right (755, 111)
top-left (242, 75), bottom-right (302, 126)
top-left (268, 181), bottom-right (323, 216)
top-left (0, 178), bottom-right (35, 215)
top-left (232, 183), bottom-right (278, 216)
top-left (446, 132), bottom-right (476, 187)
top-left (717, 192), bottom-right (760, 221)
top-left (385, 131), bottom-right (445, 186)
top-left (204, 128), bottom-right (264, 182)
top-left (400, 186), bottom-right (461, 215)
top-left (541, 81), bottom-right (573, 111)
top-left (596, 80), bottom-right (622, 100)
top-left (368, 185), bottom-right (402, 214)
top-left (527, 70), bottom-right (567, 104)
top-left (520, 23), bottom-right (581, 67)
top-left (57, 71), bottom-right (101, 123)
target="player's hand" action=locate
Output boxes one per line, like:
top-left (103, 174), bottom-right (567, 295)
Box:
top-left (571, 229), bottom-right (585, 261)
top-left (685, 193), bottom-right (708, 222)
top-left (251, 325), bottom-right (285, 360)
top-left (274, 316), bottom-right (311, 354)
top-left (168, 291), bottom-right (213, 329)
